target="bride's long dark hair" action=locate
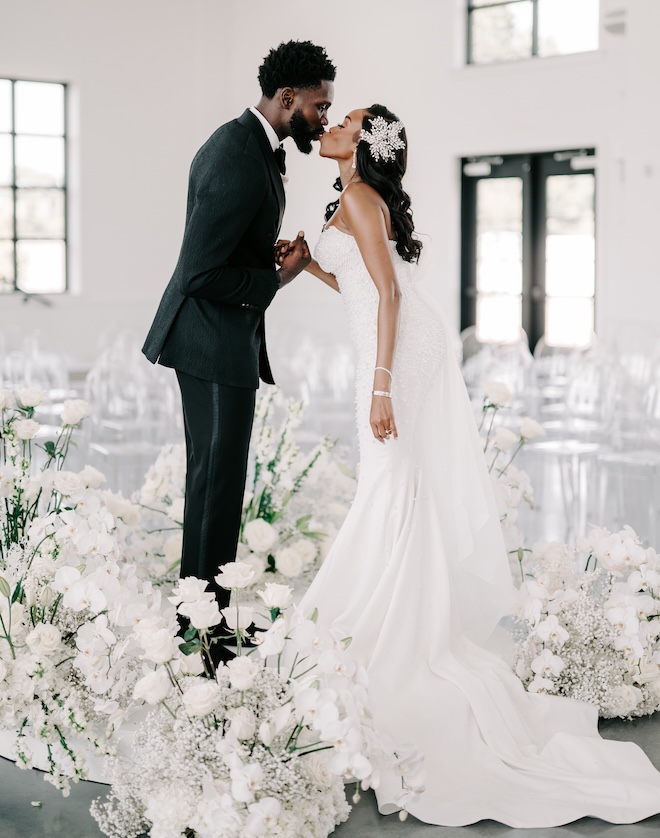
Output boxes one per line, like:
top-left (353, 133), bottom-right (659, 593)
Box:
top-left (324, 104), bottom-right (422, 263)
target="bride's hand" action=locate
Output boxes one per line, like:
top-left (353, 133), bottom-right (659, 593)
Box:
top-left (370, 395), bottom-right (398, 443)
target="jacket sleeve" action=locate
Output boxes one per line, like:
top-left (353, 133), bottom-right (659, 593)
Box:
top-left (174, 152), bottom-right (280, 310)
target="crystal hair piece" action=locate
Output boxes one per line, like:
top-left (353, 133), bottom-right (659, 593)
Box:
top-left (359, 116), bottom-right (406, 163)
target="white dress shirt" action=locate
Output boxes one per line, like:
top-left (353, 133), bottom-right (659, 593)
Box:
top-left (249, 106), bottom-right (280, 152)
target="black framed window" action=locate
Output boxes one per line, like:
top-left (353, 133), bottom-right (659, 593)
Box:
top-left (467, 0), bottom-right (599, 65)
top-left (0, 78), bottom-right (68, 295)
top-left (461, 150), bottom-right (596, 349)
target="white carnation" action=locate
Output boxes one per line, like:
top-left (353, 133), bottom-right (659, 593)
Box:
top-left (482, 379), bottom-right (512, 407)
top-left (291, 539), bottom-right (318, 567)
top-left (493, 427), bottom-right (519, 453)
top-left (519, 417), bottom-right (544, 440)
top-left (0, 389), bottom-right (14, 410)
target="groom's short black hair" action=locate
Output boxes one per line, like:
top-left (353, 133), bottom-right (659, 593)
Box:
top-left (258, 41), bottom-right (336, 99)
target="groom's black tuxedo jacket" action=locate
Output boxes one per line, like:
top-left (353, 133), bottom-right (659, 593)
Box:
top-left (142, 110), bottom-right (285, 388)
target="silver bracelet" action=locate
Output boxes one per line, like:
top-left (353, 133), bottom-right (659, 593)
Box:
top-left (372, 390), bottom-right (392, 398)
top-left (374, 366), bottom-right (393, 379)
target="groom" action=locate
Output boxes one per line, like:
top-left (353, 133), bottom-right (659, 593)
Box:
top-left (142, 41), bottom-right (336, 624)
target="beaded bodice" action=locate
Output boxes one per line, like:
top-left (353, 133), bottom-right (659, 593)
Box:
top-left (315, 227), bottom-right (447, 443)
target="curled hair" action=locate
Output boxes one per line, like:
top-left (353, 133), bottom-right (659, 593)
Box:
top-left (258, 41), bottom-right (336, 99)
top-left (324, 104), bottom-right (422, 263)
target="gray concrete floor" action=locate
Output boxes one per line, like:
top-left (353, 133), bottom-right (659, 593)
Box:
top-left (1, 715), bottom-right (659, 838)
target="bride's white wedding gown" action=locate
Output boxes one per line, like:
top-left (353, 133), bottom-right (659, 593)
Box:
top-left (298, 225), bottom-right (660, 827)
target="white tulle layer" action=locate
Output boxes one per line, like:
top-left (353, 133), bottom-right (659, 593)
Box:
top-left (299, 306), bottom-right (660, 827)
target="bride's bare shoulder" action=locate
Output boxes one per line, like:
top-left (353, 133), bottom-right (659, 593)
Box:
top-left (339, 181), bottom-right (383, 215)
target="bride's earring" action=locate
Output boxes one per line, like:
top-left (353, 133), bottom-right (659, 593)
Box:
top-left (351, 149), bottom-right (357, 169)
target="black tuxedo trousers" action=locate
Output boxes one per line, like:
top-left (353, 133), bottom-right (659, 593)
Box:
top-left (176, 372), bottom-right (255, 609)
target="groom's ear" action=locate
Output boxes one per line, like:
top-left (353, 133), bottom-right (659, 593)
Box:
top-left (278, 87), bottom-right (295, 111)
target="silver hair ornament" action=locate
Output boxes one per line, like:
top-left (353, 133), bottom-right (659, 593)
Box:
top-left (359, 116), bottom-right (406, 163)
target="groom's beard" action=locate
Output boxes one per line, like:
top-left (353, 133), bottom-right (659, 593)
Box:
top-left (288, 108), bottom-right (319, 154)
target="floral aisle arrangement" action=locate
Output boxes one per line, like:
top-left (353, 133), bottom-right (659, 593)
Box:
top-left (92, 562), bottom-right (425, 838)
top-left (133, 388), bottom-right (354, 590)
top-left (479, 380), bottom-right (544, 581)
top-left (514, 527), bottom-right (660, 718)
top-left (0, 387), bottom-right (161, 791)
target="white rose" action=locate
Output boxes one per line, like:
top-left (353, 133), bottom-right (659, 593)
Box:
top-left (179, 598), bottom-right (222, 630)
top-left (241, 553), bottom-right (266, 585)
top-left (52, 471), bottom-right (84, 497)
top-left (304, 752), bottom-right (335, 788)
top-left (164, 532), bottom-right (183, 564)
top-left (12, 418), bottom-right (40, 440)
top-left (141, 628), bottom-right (178, 663)
top-left (226, 656), bottom-right (260, 691)
top-left (519, 417), bottom-right (544, 441)
top-left (633, 659), bottom-right (660, 686)
top-left (275, 547), bottom-right (304, 578)
top-left (178, 652), bottom-right (205, 676)
top-left (215, 561), bottom-right (256, 590)
top-left (182, 681), bottom-right (221, 717)
top-left (133, 669), bottom-right (171, 704)
top-left (243, 519), bottom-right (278, 554)
top-left (612, 684), bottom-right (643, 715)
top-left (16, 387), bottom-right (47, 408)
top-left (226, 706), bottom-right (256, 740)
top-left (493, 427), bottom-right (519, 453)
top-left (169, 577), bottom-right (209, 605)
top-left (257, 583), bottom-right (293, 610)
top-left (167, 498), bottom-right (185, 522)
top-left (60, 399), bottom-right (89, 426)
top-left (79, 465), bottom-right (106, 488)
top-left (482, 379), bottom-right (512, 407)
top-left (25, 624), bottom-right (61, 656)
top-left (291, 539), bottom-right (318, 567)
top-left (221, 606), bottom-right (254, 631)
top-left (0, 389), bottom-right (14, 410)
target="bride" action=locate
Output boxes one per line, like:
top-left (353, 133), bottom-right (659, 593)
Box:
top-left (278, 104), bottom-right (660, 827)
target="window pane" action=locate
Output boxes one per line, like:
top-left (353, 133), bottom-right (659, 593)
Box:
top-left (16, 239), bottom-right (65, 293)
top-left (538, 0), bottom-right (599, 57)
top-left (0, 188), bottom-right (13, 237)
top-left (476, 177), bottom-right (523, 293)
top-left (471, 2), bottom-right (533, 64)
top-left (546, 174), bottom-right (595, 297)
top-left (15, 136), bottom-right (65, 186)
top-left (476, 293), bottom-right (522, 342)
top-left (16, 189), bottom-right (65, 238)
top-left (0, 134), bottom-right (12, 186)
top-left (0, 80), bottom-right (11, 133)
top-left (545, 296), bottom-right (594, 347)
top-left (0, 241), bottom-right (14, 292)
top-left (15, 81), bottom-right (65, 136)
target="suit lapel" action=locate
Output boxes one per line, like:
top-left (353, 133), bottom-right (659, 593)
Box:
top-left (238, 109), bottom-right (285, 231)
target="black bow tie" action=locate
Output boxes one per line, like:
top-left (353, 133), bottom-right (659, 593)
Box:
top-left (273, 145), bottom-right (286, 176)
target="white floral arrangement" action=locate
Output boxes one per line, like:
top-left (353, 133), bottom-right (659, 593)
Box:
top-left (132, 388), bottom-right (353, 589)
top-left (514, 527), bottom-right (660, 718)
top-left (479, 379), bottom-right (543, 582)
top-left (0, 387), bottom-right (161, 792)
top-left (92, 562), bottom-right (425, 837)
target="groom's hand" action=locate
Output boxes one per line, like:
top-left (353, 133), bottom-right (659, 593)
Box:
top-left (276, 231), bottom-right (310, 287)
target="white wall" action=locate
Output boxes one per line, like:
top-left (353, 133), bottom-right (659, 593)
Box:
top-left (1, 0), bottom-right (659, 370)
